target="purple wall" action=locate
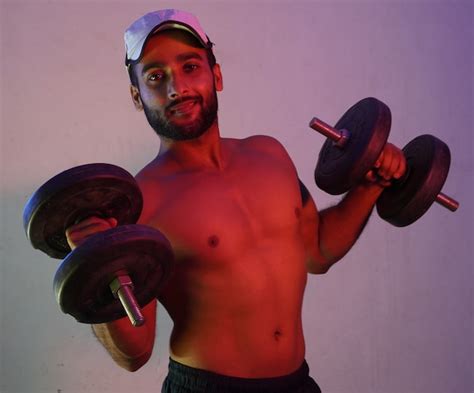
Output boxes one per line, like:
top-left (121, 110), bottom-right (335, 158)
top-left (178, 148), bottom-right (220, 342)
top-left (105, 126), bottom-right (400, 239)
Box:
top-left (1, 1), bottom-right (472, 392)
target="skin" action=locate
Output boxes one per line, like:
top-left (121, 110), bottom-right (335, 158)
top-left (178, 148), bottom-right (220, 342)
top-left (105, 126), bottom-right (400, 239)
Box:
top-left (66, 29), bottom-right (406, 377)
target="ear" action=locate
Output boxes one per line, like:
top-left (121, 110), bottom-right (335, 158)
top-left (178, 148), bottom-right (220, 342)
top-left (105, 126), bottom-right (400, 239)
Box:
top-left (130, 85), bottom-right (143, 111)
top-left (212, 64), bottom-right (223, 92)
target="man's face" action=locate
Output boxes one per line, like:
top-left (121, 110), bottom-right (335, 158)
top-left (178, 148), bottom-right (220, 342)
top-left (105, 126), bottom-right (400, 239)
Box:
top-left (130, 30), bottom-right (223, 141)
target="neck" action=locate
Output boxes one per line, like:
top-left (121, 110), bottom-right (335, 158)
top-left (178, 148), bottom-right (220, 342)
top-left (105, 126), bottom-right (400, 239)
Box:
top-left (157, 120), bottom-right (227, 171)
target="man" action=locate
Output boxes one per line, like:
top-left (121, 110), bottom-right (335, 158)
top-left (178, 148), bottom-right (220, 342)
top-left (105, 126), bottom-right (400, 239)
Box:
top-left (66, 9), bottom-right (406, 393)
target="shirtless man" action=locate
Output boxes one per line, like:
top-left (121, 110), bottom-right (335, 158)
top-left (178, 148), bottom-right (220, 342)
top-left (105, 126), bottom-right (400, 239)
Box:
top-left (66, 9), bottom-right (406, 393)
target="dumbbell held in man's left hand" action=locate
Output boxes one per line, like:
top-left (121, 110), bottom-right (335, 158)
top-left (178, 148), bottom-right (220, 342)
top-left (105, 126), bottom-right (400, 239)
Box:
top-left (309, 97), bottom-right (459, 227)
top-left (23, 163), bottom-right (174, 327)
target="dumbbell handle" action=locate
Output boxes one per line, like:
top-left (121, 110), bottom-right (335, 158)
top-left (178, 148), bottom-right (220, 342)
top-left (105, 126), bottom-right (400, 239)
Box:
top-left (109, 274), bottom-right (145, 327)
top-left (309, 117), bottom-right (459, 212)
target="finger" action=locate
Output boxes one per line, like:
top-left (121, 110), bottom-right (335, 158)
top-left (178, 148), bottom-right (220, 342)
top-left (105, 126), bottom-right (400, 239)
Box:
top-left (383, 144), bottom-right (406, 180)
top-left (105, 217), bottom-right (118, 228)
top-left (374, 149), bottom-right (384, 169)
top-left (365, 169), bottom-right (377, 183)
top-left (74, 216), bottom-right (112, 227)
top-left (68, 216), bottom-right (114, 233)
top-left (65, 229), bottom-right (88, 249)
top-left (387, 149), bottom-right (400, 179)
top-left (393, 153), bottom-right (408, 180)
top-left (66, 216), bottom-right (117, 249)
top-left (377, 145), bottom-right (394, 180)
top-left (66, 224), bottom-right (106, 245)
top-left (365, 169), bottom-right (391, 188)
top-left (67, 221), bottom-right (111, 236)
top-left (378, 178), bottom-right (392, 188)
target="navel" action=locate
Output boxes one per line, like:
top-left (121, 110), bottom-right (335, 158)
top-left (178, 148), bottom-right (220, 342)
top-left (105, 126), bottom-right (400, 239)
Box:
top-left (273, 329), bottom-right (282, 341)
top-left (208, 235), bottom-right (220, 248)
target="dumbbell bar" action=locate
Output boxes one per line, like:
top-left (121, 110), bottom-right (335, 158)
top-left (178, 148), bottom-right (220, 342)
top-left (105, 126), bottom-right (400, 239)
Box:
top-left (309, 116), bottom-right (459, 212)
top-left (110, 274), bottom-right (145, 326)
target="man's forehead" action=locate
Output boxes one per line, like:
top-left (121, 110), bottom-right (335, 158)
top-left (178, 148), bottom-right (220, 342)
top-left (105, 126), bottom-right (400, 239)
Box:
top-left (143, 29), bottom-right (204, 54)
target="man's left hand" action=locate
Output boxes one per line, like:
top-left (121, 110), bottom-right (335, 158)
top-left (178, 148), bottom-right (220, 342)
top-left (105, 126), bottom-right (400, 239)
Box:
top-left (364, 143), bottom-right (407, 188)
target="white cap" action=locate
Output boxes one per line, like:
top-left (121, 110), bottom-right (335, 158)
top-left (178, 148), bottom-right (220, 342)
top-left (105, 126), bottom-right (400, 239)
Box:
top-left (124, 9), bottom-right (212, 65)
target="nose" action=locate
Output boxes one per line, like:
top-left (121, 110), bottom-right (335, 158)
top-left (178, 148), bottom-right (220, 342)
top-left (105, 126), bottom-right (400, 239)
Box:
top-left (167, 73), bottom-right (189, 100)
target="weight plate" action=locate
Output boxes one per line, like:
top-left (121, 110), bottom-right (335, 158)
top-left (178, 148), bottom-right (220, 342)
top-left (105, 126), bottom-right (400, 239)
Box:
top-left (23, 163), bottom-right (142, 259)
top-left (376, 134), bottom-right (451, 227)
top-left (315, 97), bottom-right (391, 194)
top-left (53, 225), bottom-right (174, 324)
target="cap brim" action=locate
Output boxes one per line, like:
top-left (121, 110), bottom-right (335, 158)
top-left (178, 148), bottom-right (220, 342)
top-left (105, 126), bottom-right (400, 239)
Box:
top-left (126, 20), bottom-right (211, 66)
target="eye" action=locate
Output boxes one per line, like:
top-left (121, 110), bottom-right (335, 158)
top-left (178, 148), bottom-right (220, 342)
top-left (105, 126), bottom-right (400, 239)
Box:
top-left (184, 63), bottom-right (199, 73)
top-left (147, 71), bottom-right (164, 82)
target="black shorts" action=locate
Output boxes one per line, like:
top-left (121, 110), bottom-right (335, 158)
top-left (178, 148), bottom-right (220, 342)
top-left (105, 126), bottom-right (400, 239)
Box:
top-left (161, 358), bottom-right (322, 393)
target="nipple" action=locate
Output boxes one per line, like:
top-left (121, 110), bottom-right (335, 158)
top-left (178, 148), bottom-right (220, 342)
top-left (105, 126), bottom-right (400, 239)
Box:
top-left (208, 235), bottom-right (220, 248)
top-left (295, 207), bottom-right (301, 218)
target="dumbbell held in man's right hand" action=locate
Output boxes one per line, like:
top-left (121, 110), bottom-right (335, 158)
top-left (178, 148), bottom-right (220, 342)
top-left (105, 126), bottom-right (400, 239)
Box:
top-left (23, 163), bottom-right (174, 327)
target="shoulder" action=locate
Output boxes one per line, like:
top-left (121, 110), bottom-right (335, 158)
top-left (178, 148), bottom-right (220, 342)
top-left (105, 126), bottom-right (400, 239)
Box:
top-left (227, 135), bottom-right (300, 184)
top-left (134, 154), bottom-right (173, 188)
top-left (134, 162), bottom-right (159, 192)
top-left (231, 135), bottom-right (292, 160)
top-left (240, 134), bottom-right (286, 150)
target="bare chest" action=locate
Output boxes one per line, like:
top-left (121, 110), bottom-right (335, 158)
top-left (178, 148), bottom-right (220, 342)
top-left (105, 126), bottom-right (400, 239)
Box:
top-left (139, 142), bottom-right (310, 356)
top-left (146, 154), bottom-right (302, 262)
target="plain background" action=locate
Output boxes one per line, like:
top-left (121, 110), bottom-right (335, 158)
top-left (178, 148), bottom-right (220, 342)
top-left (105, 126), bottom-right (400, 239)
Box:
top-left (1, 1), bottom-right (472, 392)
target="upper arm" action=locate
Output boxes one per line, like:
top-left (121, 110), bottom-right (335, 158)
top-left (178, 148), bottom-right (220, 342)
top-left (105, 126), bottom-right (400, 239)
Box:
top-left (298, 179), bottom-right (331, 274)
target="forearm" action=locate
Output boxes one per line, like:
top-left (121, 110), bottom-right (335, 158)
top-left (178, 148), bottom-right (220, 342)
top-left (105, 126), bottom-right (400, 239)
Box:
top-left (91, 299), bottom-right (157, 372)
top-left (319, 183), bottom-right (384, 265)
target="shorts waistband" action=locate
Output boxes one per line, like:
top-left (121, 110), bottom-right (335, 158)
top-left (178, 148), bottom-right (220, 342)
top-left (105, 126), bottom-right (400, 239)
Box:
top-left (166, 358), bottom-right (311, 393)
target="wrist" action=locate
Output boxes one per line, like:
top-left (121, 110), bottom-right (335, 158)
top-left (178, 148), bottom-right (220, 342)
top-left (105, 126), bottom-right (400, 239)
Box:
top-left (348, 182), bottom-right (385, 203)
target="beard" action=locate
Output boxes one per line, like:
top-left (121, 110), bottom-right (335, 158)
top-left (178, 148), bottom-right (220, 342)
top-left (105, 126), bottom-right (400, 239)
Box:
top-left (142, 89), bottom-right (219, 141)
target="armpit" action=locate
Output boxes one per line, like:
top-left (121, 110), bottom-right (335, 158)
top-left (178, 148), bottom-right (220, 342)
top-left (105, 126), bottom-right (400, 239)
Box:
top-left (298, 178), bottom-right (310, 206)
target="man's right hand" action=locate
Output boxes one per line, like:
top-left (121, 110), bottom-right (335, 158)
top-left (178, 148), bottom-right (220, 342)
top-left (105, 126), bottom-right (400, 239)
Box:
top-left (65, 216), bottom-right (118, 250)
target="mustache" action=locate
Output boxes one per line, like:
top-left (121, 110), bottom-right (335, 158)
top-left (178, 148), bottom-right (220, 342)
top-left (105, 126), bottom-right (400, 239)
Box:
top-left (166, 96), bottom-right (201, 111)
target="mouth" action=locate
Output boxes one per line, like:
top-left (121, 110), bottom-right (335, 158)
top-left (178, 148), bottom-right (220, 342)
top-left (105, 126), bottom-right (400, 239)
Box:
top-left (168, 99), bottom-right (198, 116)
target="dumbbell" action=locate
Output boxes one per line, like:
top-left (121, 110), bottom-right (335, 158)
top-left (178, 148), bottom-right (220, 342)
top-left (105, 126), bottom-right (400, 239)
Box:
top-left (309, 97), bottom-right (459, 226)
top-left (23, 163), bottom-right (174, 327)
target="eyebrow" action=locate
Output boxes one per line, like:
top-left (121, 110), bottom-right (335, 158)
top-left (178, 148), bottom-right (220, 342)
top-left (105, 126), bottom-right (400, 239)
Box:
top-left (177, 52), bottom-right (204, 63)
top-left (141, 52), bottom-right (205, 75)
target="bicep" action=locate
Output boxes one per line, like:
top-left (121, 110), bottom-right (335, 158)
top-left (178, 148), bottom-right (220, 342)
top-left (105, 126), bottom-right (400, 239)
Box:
top-left (298, 179), bottom-right (329, 274)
